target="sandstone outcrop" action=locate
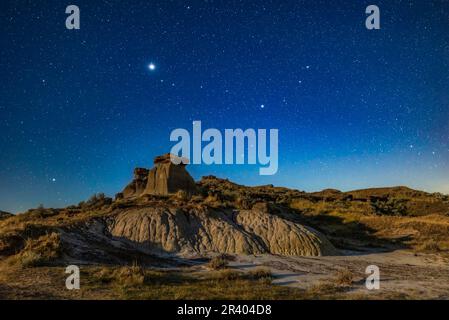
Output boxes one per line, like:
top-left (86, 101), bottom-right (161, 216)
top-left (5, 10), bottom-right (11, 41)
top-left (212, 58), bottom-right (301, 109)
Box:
top-left (119, 154), bottom-right (197, 198)
top-left (119, 168), bottom-right (149, 198)
top-left (144, 154), bottom-right (197, 196)
top-left (107, 205), bottom-right (337, 257)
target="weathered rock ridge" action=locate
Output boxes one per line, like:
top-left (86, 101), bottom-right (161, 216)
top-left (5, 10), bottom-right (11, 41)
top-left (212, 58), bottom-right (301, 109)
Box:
top-left (107, 204), bottom-right (336, 257)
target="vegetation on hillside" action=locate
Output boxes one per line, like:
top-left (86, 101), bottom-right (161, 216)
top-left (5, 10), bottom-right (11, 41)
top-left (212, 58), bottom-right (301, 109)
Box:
top-left (0, 176), bottom-right (448, 300)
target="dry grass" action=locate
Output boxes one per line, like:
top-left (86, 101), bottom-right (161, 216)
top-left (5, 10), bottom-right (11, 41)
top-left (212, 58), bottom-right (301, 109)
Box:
top-left (174, 190), bottom-right (190, 202)
top-left (416, 239), bottom-right (441, 252)
top-left (333, 268), bottom-right (355, 286)
top-left (0, 262), bottom-right (432, 300)
top-left (0, 265), bottom-right (305, 300)
top-left (114, 264), bottom-right (146, 287)
top-left (12, 232), bottom-right (61, 267)
top-left (305, 268), bottom-right (356, 298)
top-left (290, 197), bottom-right (449, 252)
top-left (306, 282), bottom-right (342, 297)
top-left (211, 269), bottom-right (241, 281)
top-left (362, 214), bottom-right (449, 252)
top-left (207, 255), bottom-right (229, 270)
top-left (247, 268), bottom-right (272, 280)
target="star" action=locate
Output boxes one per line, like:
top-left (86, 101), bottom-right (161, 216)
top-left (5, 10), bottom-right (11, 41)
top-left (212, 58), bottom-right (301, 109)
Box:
top-left (260, 104), bottom-right (265, 109)
top-left (51, 178), bottom-right (56, 182)
top-left (148, 63), bottom-right (156, 71)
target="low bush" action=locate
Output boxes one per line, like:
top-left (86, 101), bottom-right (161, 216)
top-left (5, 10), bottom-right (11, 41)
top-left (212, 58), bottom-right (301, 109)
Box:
top-left (208, 255), bottom-right (229, 270)
top-left (333, 268), bottom-right (355, 286)
top-left (247, 268), bottom-right (272, 280)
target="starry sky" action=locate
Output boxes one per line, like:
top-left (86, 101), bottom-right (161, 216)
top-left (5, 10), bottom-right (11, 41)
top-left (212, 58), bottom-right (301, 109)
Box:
top-left (1, 0), bottom-right (448, 213)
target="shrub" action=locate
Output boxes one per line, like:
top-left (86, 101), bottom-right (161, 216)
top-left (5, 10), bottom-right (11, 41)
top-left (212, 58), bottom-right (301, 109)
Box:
top-left (28, 205), bottom-right (59, 218)
top-left (174, 190), bottom-right (190, 201)
top-left (333, 268), bottom-right (355, 286)
top-left (204, 194), bottom-right (222, 208)
top-left (248, 268), bottom-right (272, 280)
top-left (114, 263), bottom-right (146, 287)
top-left (208, 255), bottom-right (229, 270)
top-left (212, 269), bottom-right (241, 281)
top-left (83, 193), bottom-right (113, 209)
top-left (307, 281), bottom-right (341, 297)
top-left (417, 239), bottom-right (441, 252)
top-left (370, 198), bottom-right (407, 216)
top-left (93, 267), bottom-right (115, 284)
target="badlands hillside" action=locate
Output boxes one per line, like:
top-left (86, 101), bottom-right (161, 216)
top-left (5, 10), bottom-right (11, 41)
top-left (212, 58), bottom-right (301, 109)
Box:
top-left (1, 154), bottom-right (449, 299)
top-left (0, 211), bottom-right (12, 220)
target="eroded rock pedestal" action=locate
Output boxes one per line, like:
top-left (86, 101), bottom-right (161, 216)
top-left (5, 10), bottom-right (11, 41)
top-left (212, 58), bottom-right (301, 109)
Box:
top-left (144, 154), bottom-right (197, 196)
top-left (117, 154), bottom-right (197, 199)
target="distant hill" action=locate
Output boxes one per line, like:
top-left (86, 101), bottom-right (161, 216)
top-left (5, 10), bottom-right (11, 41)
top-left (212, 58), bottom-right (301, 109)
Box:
top-left (0, 211), bottom-right (12, 220)
top-left (307, 186), bottom-right (449, 216)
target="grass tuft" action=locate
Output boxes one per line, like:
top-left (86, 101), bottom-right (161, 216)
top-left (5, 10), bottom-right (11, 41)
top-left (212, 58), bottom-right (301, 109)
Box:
top-left (333, 268), bottom-right (355, 286)
top-left (14, 232), bottom-right (61, 267)
top-left (208, 255), bottom-right (229, 270)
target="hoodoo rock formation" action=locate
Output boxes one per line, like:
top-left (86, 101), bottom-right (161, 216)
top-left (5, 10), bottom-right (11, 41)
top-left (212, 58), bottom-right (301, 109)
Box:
top-left (116, 154), bottom-right (197, 199)
top-left (107, 154), bottom-right (337, 257)
top-left (144, 154), bottom-right (197, 196)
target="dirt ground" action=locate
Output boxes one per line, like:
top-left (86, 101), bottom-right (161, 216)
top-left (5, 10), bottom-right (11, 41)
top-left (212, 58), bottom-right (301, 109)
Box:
top-left (1, 249), bottom-right (448, 299)
top-left (228, 250), bottom-right (449, 299)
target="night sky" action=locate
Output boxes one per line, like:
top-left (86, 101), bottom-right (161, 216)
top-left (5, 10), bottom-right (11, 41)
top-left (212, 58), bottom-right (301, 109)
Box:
top-left (1, 0), bottom-right (448, 213)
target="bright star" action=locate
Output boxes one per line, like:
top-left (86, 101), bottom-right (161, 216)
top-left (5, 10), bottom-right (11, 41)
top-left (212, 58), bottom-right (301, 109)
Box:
top-left (148, 63), bottom-right (156, 71)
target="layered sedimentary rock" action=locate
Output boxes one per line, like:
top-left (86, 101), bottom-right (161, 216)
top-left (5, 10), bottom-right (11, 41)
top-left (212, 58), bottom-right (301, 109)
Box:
top-left (144, 154), bottom-right (197, 196)
top-left (107, 205), bottom-right (337, 257)
top-left (118, 154), bottom-right (197, 198)
top-left (119, 168), bottom-right (149, 199)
